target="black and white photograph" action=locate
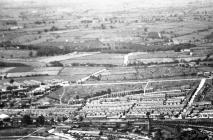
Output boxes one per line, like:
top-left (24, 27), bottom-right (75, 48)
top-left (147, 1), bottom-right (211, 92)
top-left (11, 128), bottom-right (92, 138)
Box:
top-left (0, 0), bottom-right (213, 139)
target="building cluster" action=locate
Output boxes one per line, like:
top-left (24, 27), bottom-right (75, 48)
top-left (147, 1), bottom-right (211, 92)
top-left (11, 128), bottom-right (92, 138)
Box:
top-left (0, 77), bottom-right (213, 139)
top-left (80, 88), bottom-right (187, 120)
top-left (0, 79), bottom-right (69, 109)
top-left (186, 80), bottom-right (213, 119)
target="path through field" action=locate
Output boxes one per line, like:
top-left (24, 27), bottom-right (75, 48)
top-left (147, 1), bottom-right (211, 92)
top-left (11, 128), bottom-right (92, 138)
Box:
top-left (182, 78), bottom-right (206, 115)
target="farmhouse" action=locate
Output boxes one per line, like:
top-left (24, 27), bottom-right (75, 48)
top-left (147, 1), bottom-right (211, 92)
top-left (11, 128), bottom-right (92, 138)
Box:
top-left (9, 26), bottom-right (23, 30)
top-left (172, 38), bottom-right (180, 45)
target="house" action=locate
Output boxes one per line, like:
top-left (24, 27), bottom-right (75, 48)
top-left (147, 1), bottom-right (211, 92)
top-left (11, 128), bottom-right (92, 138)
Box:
top-left (204, 72), bottom-right (211, 77)
top-left (181, 49), bottom-right (191, 52)
top-left (199, 109), bottom-right (213, 118)
top-left (197, 71), bottom-right (203, 76)
top-left (189, 62), bottom-right (197, 67)
top-left (9, 26), bottom-right (23, 30)
top-left (192, 101), bottom-right (212, 107)
top-left (178, 63), bottom-right (189, 67)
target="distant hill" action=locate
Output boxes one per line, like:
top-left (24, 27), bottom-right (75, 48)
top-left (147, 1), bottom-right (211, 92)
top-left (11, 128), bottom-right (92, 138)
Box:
top-left (0, 0), bottom-right (212, 10)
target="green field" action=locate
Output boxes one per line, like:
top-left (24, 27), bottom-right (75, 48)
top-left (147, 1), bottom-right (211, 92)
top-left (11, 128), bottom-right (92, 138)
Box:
top-left (99, 66), bottom-right (198, 81)
top-left (61, 53), bottom-right (125, 66)
top-left (7, 67), bottom-right (34, 73)
top-left (0, 49), bottom-right (37, 59)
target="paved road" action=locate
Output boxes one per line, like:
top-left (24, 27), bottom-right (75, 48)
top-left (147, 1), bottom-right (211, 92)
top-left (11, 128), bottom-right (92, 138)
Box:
top-left (188, 78), bottom-right (206, 107)
top-left (182, 78), bottom-right (206, 115)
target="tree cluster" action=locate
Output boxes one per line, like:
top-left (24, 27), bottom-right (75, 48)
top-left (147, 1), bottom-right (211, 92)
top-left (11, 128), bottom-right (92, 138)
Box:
top-left (36, 46), bottom-right (70, 56)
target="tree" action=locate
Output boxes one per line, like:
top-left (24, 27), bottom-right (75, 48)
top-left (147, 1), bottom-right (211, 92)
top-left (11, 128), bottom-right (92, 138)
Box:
top-left (75, 95), bottom-right (79, 99)
top-left (175, 124), bottom-right (182, 140)
top-left (22, 114), bottom-right (32, 125)
top-left (146, 112), bottom-right (151, 137)
top-left (99, 131), bottom-right (103, 136)
top-left (79, 116), bottom-right (84, 121)
top-left (101, 24), bottom-right (106, 29)
top-left (50, 117), bottom-right (55, 125)
top-left (195, 59), bottom-right (201, 65)
top-left (206, 54), bottom-right (210, 60)
top-left (44, 29), bottom-right (48, 32)
top-left (57, 117), bottom-right (61, 123)
top-left (107, 88), bottom-right (111, 94)
top-left (144, 27), bottom-right (148, 32)
top-left (6, 86), bottom-right (17, 90)
top-left (62, 116), bottom-right (67, 122)
top-left (36, 115), bottom-right (45, 125)
top-left (153, 129), bottom-right (163, 140)
top-left (49, 61), bottom-right (63, 67)
top-left (50, 26), bottom-right (58, 31)
top-left (9, 79), bottom-right (14, 84)
top-left (29, 51), bottom-right (33, 57)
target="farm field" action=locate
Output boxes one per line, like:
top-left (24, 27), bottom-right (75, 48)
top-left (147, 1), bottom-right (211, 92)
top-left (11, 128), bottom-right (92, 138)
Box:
top-left (146, 79), bottom-right (200, 91)
top-left (191, 47), bottom-right (213, 56)
top-left (1, 64), bottom-right (200, 83)
top-left (0, 49), bottom-right (36, 59)
top-left (7, 67), bottom-right (34, 73)
top-left (128, 51), bottom-right (175, 59)
top-left (127, 51), bottom-right (193, 60)
top-left (85, 75), bottom-right (202, 84)
top-left (1, 59), bottom-right (46, 67)
top-left (4, 67), bottom-right (62, 78)
top-left (0, 67), bottom-right (15, 73)
top-left (98, 65), bottom-right (198, 81)
top-left (1, 66), bottom-right (104, 83)
top-left (60, 53), bottom-right (125, 66)
top-left (32, 67), bottom-right (62, 72)
top-left (59, 67), bottom-right (105, 75)
top-left (126, 50), bottom-right (211, 65)
top-left (197, 66), bottom-right (213, 72)
top-left (1, 67), bottom-right (62, 74)
top-left (36, 52), bottom-right (99, 63)
top-left (0, 75), bottom-right (75, 84)
top-left (135, 56), bottom-right (206, 64)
